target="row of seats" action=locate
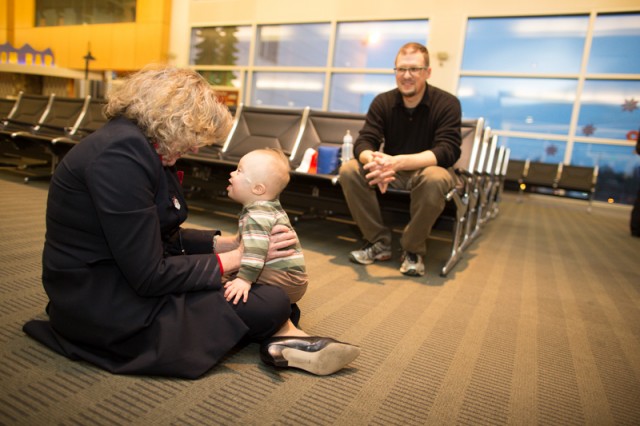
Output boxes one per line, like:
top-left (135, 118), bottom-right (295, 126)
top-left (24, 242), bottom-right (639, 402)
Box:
top-left (0, 95), bottom-right (511, 276)
top-left (504, 159), bottom-right (598, 211)
top-left (179, 104), bottom-right (511, 276)
top-left (0, 92), bottom-right (108, 181)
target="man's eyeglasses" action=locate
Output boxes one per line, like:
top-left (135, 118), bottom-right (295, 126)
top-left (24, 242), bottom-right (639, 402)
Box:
top-left (394, 67), bottom-right (427, 76)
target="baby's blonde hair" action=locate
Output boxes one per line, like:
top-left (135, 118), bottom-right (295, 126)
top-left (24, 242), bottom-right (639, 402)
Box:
top-left (249, 148), bottom-right (291, 196)
top-left (105, 64), bottom-right (232, 159)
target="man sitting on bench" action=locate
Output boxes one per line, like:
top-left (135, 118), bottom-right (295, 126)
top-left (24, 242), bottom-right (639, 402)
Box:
top-left (338, 42), bottom-right (462, 277)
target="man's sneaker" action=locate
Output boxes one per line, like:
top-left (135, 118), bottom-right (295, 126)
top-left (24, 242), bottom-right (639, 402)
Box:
top-left (400, 252), bottom-right (425, 276)
top-left (349, 241), bottom-right (392, 265)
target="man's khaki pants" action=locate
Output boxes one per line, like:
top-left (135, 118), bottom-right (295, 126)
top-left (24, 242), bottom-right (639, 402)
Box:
top-left (339, 159), bottom-right (454, 256)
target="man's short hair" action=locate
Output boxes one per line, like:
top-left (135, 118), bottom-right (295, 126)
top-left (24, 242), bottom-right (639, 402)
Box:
top-left (396, 42), bottom-right (430, 68)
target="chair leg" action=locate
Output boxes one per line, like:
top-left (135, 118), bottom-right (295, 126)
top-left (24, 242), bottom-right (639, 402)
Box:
top-left (441, 209), bottom-right (466, 276)
top-left (440, 192), bottom-right (469, 276)
top-left (460, 189), bottom-right (479, 252)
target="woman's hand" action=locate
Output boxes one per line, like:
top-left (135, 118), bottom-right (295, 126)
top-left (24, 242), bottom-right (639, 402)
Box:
top-left (216, 248), bottom-right (242, 276)
top-left (266, 224), bottom-right (297, 261)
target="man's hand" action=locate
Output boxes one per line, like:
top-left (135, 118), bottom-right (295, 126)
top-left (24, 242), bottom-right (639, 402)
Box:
top-left (364, 152), bottom-right (396, 193)
top-left (224, 277), bottom-right (252, 304)
top-left (266, 224), bottom-right (297, 261)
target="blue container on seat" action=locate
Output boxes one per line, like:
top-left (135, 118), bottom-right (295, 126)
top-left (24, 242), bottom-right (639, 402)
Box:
top-left (316, 145), bottom-right (341, 175)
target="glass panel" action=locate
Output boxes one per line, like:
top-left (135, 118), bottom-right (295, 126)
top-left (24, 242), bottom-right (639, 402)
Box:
top-left (458, 76), bottom-right (577, 134)
top-left (588, 13), bottom-right (640, 74)
top-left (190, 26), bottom-right (252, 66)
top-left (329, 73), bottom-right (396, 113)
top-left (571, 142), bottom-right (640, 204)
top-left (197, 70), bottom-right (242, 88)
top-left (35, 0), bottom-right (135, 26)
top-left (251, 72), bottom-right (324, 108)
top-left (576, 80), bottom-right (640, 140)
top-left (462, 16), bottom-right (588, 73)
top-left (255, 23), bottom-right (330, 67)
top-left (500, 136), bottom-right (566, 164)
top-left (334, 20), bottom-right (429, 68)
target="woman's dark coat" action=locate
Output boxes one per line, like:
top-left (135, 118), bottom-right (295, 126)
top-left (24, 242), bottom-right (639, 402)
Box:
top-left (23, 117), bottom-right (249, 379)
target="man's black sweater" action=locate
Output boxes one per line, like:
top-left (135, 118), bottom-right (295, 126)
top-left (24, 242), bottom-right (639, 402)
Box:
top-left (354, 84), bottom-right (462, 169)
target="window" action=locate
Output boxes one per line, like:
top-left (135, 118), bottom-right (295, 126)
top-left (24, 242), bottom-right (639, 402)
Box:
top-left (190, 26), bottom-right (251, 66)
top-left (571, 143), bottom-right (640, 203)
top-left (188, 13), bottom-right (639, 205)
top-left (460, 13), bottom-right (640, 205)
top-left (255, 23), bottom-right (330, 67)
top-left (458, 76), bottom-right (577, 134)
top-left (329, 73), bottom-right (396, 113)
top-left (462, 16), bottom-right (588, 74)
top-left (577, 80), bottom-right (640, 139)
top-left (329, 19), bottom-right (429, 113)
top-left (197, 70), bottom-right (242, 88)
top-left (35, 0), bottom-right (136, 26)
top-left (196, 23), bottom-right (331, 107)
top-left (190, 19), bottom-right (428, 113)
top-left (251, 72), bottom-right (324, 108)
top-left (333, 20), bottom-right (429, 68)
top-left (587, 13), bottom-right (640, 74)
top-left (501, 137), bottom-right (566, 165)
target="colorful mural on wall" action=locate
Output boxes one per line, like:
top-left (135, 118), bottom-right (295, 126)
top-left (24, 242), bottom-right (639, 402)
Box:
top-left (0, 43), bottom-right (55, 66)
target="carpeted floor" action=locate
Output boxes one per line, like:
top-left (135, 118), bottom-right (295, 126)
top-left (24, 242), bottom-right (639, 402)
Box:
top-left (1, 172), bottom-right (639, 425)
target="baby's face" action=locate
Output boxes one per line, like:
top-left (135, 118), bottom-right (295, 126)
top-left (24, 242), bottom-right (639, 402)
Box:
top-left (227, 156), bottom-right (255, 204)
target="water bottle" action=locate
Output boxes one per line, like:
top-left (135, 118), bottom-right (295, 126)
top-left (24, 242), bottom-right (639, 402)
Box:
top-left (341, 130), bottom-right (353, 163)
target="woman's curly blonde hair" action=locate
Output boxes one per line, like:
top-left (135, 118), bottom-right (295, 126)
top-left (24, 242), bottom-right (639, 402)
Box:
top-left (104, 65), bottom-right (232, 159)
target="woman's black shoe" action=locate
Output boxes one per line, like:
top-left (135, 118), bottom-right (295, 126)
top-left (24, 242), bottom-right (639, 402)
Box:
top-left (260, 336), bottom-right (360, 375)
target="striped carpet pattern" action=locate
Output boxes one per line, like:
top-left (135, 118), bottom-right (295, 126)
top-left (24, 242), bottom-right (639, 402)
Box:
top-left (1, 173), bottom-right (639, 425)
